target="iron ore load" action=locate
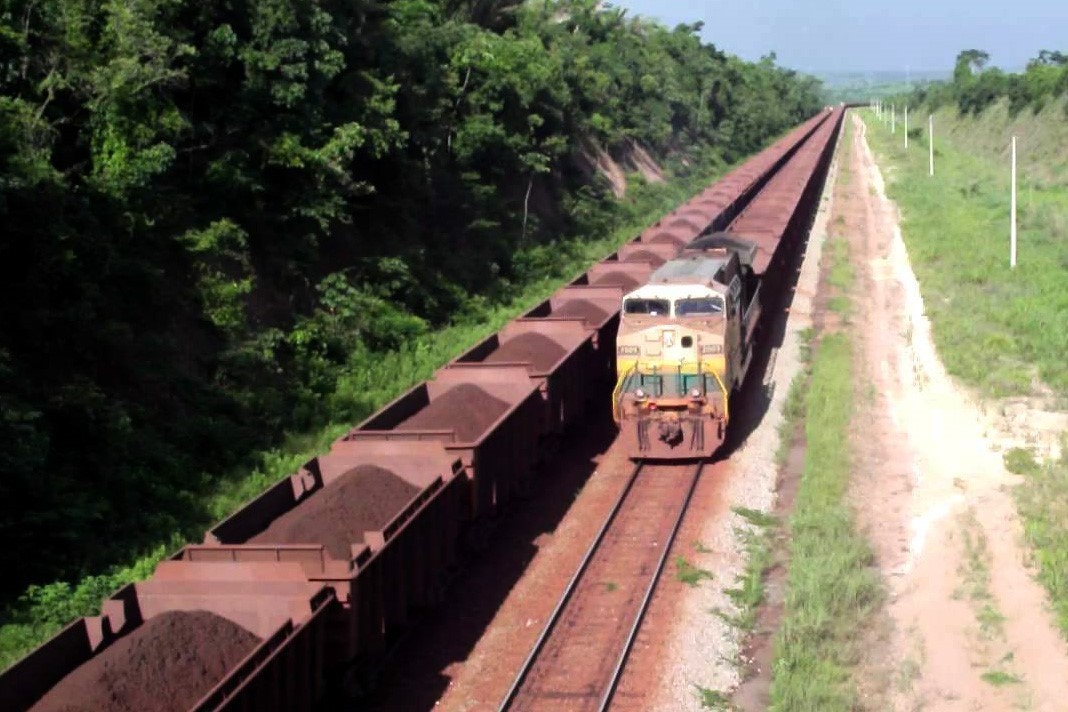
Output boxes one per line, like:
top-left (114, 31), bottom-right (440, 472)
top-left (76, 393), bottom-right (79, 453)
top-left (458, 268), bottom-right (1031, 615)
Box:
top-left (0, 107), bottom-right (844, 711)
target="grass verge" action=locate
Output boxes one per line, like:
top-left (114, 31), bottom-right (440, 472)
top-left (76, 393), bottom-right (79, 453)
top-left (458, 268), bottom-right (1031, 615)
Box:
top-left (0, 166), bottom-right (725, 670)
top-left (1008, 447), bottom-right (1068, 637)
top-left (767, 230), bottom-right (882, 709)
top-left (859, 108), bottom-right (1068, 401)
top-left (723, 508), bottom-right (777, 632)
top-left (865, 102), bottom-right (1068, 666)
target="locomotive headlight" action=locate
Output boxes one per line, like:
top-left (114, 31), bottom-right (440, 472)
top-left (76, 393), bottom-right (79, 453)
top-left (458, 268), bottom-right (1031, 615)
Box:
top-left (700, 343), bottom-right (723, 355)
top-left (690, 387), bottom-right (703, 399)
top-left (617, 345), bottom-right (640, 355)
top-left (634, 388), bottom-right (647, 399)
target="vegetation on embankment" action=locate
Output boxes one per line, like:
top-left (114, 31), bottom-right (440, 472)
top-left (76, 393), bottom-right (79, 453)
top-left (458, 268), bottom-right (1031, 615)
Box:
top-left (860, 107), bottom-right (1068, 399)
top-left (864, 72), bottom-right (1068, 660)
top-left (899, 49), bottom-right (1068, 119)
top-left (1008, 449), bottom-right (1068, 638)
top-left (768, 121), bottom-right (882, 710)
top-left (0, 0), bottom-right (824, 668)
top-left (769, 335), bottom-right (879, 710)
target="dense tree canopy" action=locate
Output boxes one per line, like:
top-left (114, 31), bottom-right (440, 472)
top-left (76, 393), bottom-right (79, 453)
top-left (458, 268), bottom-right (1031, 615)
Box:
top-left (904, 48), bottom-right (1068, 115)
top-left (0, 0), bottom-right (822, 598)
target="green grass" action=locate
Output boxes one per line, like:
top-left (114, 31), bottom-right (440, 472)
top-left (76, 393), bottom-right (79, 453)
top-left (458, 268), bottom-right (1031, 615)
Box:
top-left (824, 237), bottom-right (855, 317)
top-left (724, 508), bottom-right (777, 631)
top-left (981, 669), bottom-right (1023, 687)
top-left (767, 330), bottom-right (881, 711)
top-left (767, 219), bottom-right (882, 708)
top-left (676, 556), bottom-right (714, 587)
top-left (776, 327), bottom-right (813, 466)
top-left (0, 165), bottom-right (729, 671)
top-left (1013, 448), bottom-right (1068, 637)
top-left (859, 108), bottom-right (1068, 401)
top-left (695, 685), bottom-right (734, 710)
top-left (924, 97), bottom-right (1068, 190)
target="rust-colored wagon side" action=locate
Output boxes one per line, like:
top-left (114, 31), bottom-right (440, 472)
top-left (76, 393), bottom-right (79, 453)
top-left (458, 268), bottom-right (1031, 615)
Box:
top-left (449, 319), bottom-right (597, 435)
top-left (342, 366), bottom-right (543, 517)
top-left (198, 441), bottom-right (465, 665)
top-left (0, 565), bottom-right (334, 712)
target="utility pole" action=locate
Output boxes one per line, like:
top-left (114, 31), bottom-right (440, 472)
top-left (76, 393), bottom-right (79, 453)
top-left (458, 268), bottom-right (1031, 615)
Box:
top-left (904, 105), bottom-right (909, 148)
top-left (891, 104), bottom-right (896, 134)
top-left (929, 115), bottom-right (934, 176)
top-left (1011, 136), bottom-right (1017, 268)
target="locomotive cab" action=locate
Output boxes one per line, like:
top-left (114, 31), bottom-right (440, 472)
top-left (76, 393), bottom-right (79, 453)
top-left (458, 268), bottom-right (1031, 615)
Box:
top-left (613, 233), bottom-right (761, 459)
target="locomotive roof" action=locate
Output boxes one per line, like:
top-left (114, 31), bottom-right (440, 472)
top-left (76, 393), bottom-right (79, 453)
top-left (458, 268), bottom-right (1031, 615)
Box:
top-left (648, 254), bottom-right (728, 286)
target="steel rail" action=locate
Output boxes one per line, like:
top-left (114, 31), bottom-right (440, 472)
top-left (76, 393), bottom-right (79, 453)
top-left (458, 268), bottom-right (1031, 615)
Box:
top-left (497, 461), bottom-right (644, 711)
top-left (596, 463), bottom-right (703, 711)
top-left (497, 462), bottom-right (703, 712)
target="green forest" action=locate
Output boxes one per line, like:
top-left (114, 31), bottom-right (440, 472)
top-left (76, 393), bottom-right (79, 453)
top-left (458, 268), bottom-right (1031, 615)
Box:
top-left (901, 49), bottom-right (1068, 115)
top-left (0, 0), bottom-right (822, 662)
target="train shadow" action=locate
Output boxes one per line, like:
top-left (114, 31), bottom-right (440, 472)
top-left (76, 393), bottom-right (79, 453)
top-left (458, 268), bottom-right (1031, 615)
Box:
top-left (717, 229), bottom-right (813, 460)
top-left (351, 403), bottom-right (619, 711)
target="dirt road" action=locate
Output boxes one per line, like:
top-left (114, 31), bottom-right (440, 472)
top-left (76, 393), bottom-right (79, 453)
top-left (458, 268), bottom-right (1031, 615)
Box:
top-left (843, 112), bottom-right (1068, 712)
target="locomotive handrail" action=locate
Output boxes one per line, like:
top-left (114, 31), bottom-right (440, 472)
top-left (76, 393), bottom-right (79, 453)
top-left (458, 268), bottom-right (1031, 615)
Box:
top-left (611, 365), bottom-right (635, 420)
top-left (707, 366), bottom-right (730, 423)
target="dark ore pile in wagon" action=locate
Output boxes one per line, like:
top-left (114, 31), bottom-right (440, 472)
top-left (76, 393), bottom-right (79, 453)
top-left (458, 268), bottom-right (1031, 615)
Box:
top-left (250, 465), bottom-right (419, 559)
top-left (484, 333), bottom-right (567, 372)
top-left (30, 611), bottom-right (261, 712)
top-left (590, 271), bottom-right (640, 290)
top-left (623, 250), bottom-right (667, 266)
top-left (553, 300), bottom-right (609, 325)
top-left (647, 233), bottom-right (687, 246)
top-left (396, 383), bottom-right (510, 442)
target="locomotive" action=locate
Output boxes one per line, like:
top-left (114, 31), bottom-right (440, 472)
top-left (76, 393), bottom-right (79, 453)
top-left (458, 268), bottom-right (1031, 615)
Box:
top-left (612, 233), bottom-right (763, 459)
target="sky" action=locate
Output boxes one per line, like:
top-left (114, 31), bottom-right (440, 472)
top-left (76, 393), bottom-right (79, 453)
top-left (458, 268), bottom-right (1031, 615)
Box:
top-left (612, 0), bottom-right (1068, 74)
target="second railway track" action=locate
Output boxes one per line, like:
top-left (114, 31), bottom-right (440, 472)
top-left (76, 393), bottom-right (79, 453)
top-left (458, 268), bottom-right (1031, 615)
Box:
top-left (499, 462), bottom-right (704, 712)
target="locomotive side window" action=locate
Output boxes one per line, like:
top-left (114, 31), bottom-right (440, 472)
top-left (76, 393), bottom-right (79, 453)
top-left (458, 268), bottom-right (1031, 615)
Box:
top-left (624, 298), bottom-right (671, 316)
top-left (675, 296), bottom-right (724, 315)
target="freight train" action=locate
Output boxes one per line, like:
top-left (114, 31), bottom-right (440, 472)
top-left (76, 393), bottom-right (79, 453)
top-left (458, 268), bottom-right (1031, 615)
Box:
top-left (614, 108), bottom-right (842, 460)
top-left (0, 107), bottom-right (843, 712)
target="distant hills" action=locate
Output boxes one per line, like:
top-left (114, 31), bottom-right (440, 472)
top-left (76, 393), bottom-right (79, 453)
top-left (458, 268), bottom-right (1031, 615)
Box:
top-left (810, 70), bottom-right (952, 103)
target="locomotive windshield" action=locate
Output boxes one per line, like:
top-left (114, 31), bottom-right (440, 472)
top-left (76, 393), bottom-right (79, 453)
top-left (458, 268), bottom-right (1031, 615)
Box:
top-left (623, 298), bottom-right (670, 316)
top-left (675, 296), bottom-right (724, 315)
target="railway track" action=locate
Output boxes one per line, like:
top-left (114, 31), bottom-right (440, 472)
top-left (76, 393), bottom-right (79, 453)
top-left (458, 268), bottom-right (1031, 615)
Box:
top-left (496, 110), bottom-right (841, 712)
top-left (499, 462), bottom-right (703, 712)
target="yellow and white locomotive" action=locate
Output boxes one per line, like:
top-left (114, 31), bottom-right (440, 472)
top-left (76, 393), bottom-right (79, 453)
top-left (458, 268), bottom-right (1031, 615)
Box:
top-left (612, 234), bottom-right (763, 459)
